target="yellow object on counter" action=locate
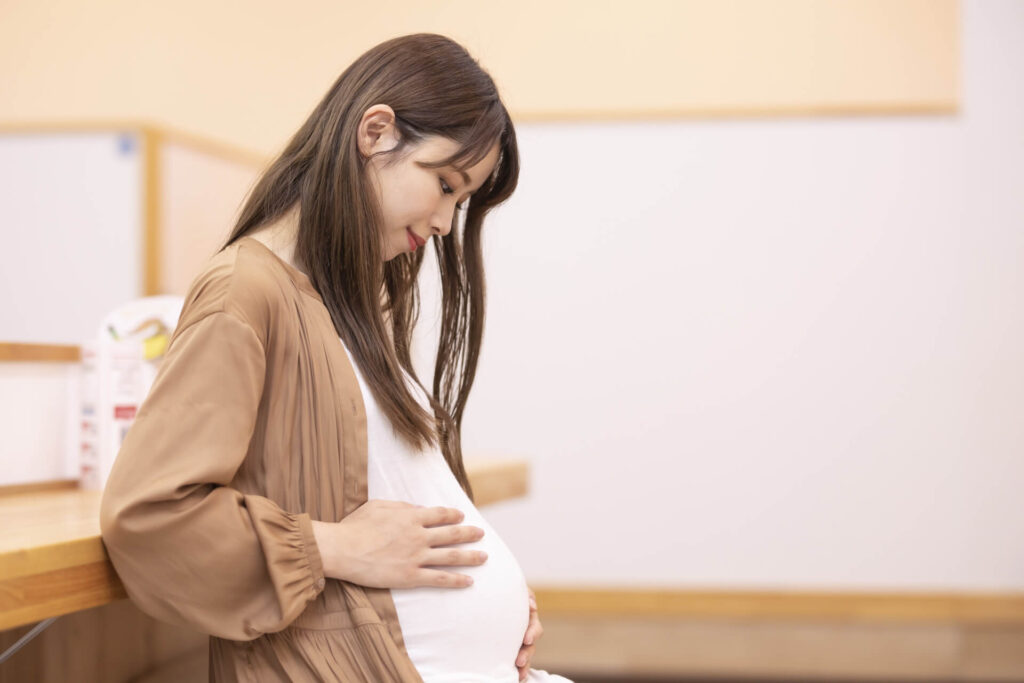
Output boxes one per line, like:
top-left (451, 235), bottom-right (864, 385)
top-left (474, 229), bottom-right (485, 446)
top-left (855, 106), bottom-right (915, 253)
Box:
top-left (143, 333), bottom-right (169, 360)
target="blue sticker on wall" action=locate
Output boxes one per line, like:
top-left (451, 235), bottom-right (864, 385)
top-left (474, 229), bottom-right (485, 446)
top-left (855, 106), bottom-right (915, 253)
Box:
top-left (117, 133), bottom-right (136, 156)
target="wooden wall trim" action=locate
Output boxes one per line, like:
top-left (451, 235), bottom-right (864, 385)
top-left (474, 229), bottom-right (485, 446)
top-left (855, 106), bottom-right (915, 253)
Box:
top-left (141, 127), bottom-right (161, 297)
top-left (531, 614), bottom-right (1024, 681)
top-left (0, 120), bottom-right (268, 166)
top-left (512, 101), bottom-right (958, 122)
top-left (0, 343), bottom-right (80, 362)
top-left (0, 120), bottom-right (265, 301)
top-left (158, 125), bottom-right (268, 167)
top-left (0, 120), bottom-right (149, 135)
top-left (533, 587), bottom-right (1024, 624)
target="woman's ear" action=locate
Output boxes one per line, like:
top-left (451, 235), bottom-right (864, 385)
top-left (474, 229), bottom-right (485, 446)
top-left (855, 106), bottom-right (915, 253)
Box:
top-left (357, 104), bottom-right (400, 160)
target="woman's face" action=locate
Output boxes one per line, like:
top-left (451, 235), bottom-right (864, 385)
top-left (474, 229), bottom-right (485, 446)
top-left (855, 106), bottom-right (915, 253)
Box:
top-left (358, 105), bottom-right (501, 261)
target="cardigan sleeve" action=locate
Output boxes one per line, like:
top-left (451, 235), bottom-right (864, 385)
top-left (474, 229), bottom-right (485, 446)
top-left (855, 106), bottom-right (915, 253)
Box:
top-left (99, 309), bottom-right (326, 641)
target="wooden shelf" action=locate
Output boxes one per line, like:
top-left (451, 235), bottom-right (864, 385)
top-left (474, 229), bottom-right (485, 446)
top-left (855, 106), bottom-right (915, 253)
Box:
top-left (0, 458), bottom-right (528, 630)
top-left (0, 342), bottom-right (81, 363)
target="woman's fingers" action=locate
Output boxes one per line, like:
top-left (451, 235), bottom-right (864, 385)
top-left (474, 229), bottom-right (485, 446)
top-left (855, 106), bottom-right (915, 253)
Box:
top-left (426, 523), bottom-right (486, 546)
top-left (416, 568), bottom-right (475, 588)
top-left (421, 547), bottom-right (489, 567)
top-left (518, 592), bottom-right (543, 679)
top-left (517, 642), bottom-right (535, 679)
top-left (334, 500), bottom-right (486, 589)
top-left (418, 505), bottom-right (466, 527)
top-left (524, 590), bottom-right (542, 645)
top-left (524, 609), bottom-right (543, 645)
top-left (415, 546), bottom-right (487, 589)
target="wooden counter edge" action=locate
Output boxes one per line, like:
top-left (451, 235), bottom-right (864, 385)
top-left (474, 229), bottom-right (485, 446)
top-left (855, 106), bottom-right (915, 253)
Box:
top-left (0, 459), bottom-right (529, 630)
top-left (0, 560), bottom-right (127, 631)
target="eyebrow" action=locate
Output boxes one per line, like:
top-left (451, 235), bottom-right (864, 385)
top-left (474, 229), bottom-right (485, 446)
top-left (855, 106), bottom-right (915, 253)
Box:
top-left (451, 167), bottom-right (481, 200)
top-left (439, 162), bottom-right (484, 195)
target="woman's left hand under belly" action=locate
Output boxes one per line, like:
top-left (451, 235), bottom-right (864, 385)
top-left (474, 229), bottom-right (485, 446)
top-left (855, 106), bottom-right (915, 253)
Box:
top-left (516, 586), bottom-right (544, 682)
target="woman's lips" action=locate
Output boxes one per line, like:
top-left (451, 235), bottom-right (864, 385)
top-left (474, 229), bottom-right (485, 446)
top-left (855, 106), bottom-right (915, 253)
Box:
top-left (407, 227), bottom-right (426, 250)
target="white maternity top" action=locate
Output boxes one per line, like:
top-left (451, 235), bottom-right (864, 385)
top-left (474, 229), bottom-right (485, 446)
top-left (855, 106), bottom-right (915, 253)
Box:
top-left (339, 337), bottom-right (572, 683)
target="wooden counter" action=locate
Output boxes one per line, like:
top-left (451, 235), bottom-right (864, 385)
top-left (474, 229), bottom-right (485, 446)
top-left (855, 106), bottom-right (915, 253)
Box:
top-left (0, 458), bottom-right (529, 631)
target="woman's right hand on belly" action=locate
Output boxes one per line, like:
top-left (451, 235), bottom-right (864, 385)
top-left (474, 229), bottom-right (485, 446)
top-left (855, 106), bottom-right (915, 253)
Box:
top-left (311, 500), bottom-right (488, 589)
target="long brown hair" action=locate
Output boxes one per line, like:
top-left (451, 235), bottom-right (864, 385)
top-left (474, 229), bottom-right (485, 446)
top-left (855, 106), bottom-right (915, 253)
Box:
top-left (220, 33), bottom-right (519, 503)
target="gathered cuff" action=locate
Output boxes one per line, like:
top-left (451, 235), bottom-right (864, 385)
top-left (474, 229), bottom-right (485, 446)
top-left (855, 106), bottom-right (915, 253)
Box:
top-left (294, 511), bottom-right (326, 594)
top-left (244, 494), bottom-right (329, 633)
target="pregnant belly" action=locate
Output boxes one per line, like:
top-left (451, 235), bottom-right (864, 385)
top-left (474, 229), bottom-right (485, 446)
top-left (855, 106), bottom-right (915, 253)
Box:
top-left (390, 509), bottom-right (531, 682)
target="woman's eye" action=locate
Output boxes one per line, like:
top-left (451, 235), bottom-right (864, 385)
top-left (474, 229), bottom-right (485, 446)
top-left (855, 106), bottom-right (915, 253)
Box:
top-left (441, 177), bottom-right (467, 211)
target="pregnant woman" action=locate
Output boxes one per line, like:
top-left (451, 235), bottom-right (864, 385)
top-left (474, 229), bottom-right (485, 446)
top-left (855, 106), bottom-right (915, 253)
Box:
top-left (100, 33), bottom-right (572, 682)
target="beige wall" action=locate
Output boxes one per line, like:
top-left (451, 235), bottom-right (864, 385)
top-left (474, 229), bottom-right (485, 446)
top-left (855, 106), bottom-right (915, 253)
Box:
top-left (0, 0), bottom-right (957, 157)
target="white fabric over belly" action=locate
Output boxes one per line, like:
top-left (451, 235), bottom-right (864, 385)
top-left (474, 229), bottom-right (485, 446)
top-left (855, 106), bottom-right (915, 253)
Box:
top-left (338, 338), bottom-right (571, 683)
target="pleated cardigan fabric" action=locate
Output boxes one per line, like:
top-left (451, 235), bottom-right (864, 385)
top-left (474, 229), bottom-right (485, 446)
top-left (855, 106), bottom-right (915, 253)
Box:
top-left (99, 236), bottom-right (426, 681)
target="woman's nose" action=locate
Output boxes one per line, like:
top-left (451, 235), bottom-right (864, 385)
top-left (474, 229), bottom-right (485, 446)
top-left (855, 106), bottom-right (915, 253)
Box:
top-left (433, 208), bottom-right (456, 237)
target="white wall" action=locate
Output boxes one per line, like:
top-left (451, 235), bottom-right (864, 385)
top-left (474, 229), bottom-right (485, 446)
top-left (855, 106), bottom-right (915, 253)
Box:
top-left (0, 131), bottom-right (142, 344)
top-left (414, 0), bottom-right (1024, 591)
top-left (0, 362), bottom-right (80, 483)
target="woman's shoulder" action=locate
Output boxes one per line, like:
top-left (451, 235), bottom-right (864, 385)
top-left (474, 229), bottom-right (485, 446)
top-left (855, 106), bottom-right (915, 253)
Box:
top-left (175, 237), bottom-right (304, 344)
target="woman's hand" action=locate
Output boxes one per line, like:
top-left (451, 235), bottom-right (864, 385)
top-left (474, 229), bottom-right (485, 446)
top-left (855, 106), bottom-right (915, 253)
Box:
top-left (311, 500), bottom-right (488, 589)
top-left (516, 586), bottom-right (544, 681)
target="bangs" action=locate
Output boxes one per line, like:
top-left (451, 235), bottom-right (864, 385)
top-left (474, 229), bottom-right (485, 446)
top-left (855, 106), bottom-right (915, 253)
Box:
top-left (418, 100), bottom-right (506, 172)
top-left (407, 99), bottom-right (515, 208)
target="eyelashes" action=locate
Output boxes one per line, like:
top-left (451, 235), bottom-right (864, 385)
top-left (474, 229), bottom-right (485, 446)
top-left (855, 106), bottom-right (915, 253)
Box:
top-left (440, 177), bottom-right (467, 211)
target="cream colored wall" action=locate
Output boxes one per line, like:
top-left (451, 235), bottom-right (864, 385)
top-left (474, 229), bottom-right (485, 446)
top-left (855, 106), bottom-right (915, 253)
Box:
top-left (158, 137), bottom-right (265, 295)
top-left (0, 1), bottom-right (956, 157)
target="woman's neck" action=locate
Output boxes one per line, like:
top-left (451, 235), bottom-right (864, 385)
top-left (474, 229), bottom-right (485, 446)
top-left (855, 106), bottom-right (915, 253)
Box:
top-left (246, 207), bottom-right (393, 324)
top-left (246, 204), bottom-right (308, 277)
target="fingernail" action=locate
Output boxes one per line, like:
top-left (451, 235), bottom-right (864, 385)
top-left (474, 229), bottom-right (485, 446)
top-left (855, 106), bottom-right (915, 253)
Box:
top-left (525, 636), bottom-right (533, 644)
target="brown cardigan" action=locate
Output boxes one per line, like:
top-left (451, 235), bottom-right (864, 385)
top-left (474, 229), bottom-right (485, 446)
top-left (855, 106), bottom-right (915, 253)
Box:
top-left (100, 236), bottom-right (424, 681)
